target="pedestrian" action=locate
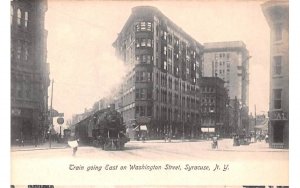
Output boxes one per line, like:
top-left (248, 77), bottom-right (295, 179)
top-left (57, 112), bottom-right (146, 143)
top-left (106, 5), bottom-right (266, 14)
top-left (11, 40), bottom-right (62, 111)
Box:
top-left (265, 134), bottom-right (269, 143)
top-left (141, 133), bottom-right (145, 143)
top-left (164, 133), bottom-right (168, 142)
top-left (20, 133), bottom-right (24, 147)
top-left (34, 135), bottom-right (38, 147)
top-left (212, 135), bottom-right (218, 149)
top-left (68, 133), bottom-right (79, 157)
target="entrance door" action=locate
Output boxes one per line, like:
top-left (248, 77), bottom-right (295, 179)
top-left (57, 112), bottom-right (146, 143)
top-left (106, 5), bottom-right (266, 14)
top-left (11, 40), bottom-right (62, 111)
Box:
top-left (273, 122), bottom-right (284, 143)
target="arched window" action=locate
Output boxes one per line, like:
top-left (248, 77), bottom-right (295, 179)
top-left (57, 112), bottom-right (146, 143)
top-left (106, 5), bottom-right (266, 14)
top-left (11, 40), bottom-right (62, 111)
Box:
top-left (24, 44), bottom-right (28, 61)
top-left (25, 12), bottom-right (28, 28)
top-left (17, 8), bottom-right (21, 25)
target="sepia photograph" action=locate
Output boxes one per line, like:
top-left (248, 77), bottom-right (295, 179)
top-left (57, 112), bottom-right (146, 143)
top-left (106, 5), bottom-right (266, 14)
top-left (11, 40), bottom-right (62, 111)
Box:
top-left (9, 0), bottom-right (290, 186)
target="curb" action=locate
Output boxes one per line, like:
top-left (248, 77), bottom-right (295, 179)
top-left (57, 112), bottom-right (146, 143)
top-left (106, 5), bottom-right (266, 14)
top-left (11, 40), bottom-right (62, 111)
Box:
top-left (129, 140), bottom-right (205, 143)
top-left (208, 149), bottom-right (288, 152)
top-left (11, 146), bottom-right (69, 152)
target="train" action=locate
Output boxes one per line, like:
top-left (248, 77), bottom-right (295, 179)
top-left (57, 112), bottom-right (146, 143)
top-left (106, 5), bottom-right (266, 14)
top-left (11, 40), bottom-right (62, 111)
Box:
top-left (73, 106), bottom-right (129, 150)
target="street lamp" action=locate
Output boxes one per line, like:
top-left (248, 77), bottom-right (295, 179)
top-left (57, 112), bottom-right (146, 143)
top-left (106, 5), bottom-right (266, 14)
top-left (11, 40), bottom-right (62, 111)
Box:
top-left (209, 109), bottom-right (215, 137)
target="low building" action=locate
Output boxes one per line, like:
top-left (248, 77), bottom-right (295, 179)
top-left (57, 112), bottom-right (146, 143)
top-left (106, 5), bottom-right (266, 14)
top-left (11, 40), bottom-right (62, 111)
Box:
top-left (200, 77), bottom-right (228, 137)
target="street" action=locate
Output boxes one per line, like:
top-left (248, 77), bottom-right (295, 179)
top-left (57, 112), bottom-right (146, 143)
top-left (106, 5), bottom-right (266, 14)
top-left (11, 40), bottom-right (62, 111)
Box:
top-left (11, 139), bottom-right (288, 186)
top-left (11, 139), bottom-right (288, 161)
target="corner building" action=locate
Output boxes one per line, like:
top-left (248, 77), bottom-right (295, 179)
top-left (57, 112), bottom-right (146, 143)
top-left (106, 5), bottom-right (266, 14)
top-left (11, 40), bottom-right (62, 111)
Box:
top-left (11, 0), bottom-right (50, 143)
top-left (262, 0), bottom-right (289, 149)
top-left (113, 6), bottom-right (203, 139)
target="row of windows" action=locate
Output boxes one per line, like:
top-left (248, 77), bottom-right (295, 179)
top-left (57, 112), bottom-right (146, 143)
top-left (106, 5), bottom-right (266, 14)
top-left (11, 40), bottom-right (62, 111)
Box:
top-left (135, 105), bottom-right (152, 117)
top-left (155, 88), bottom-right (199, 108)
top-left (162, 45), bottom-right (199, 63)
top-left (12, 82), bottom-right (35, 99)
top-left (136, 38), bottom-right (153, 48)
top-left (214, 61), bottom-right (230, 67)
top-left (121, 90), bottom-right (134, 106)
top-left (201, 97), bottom-right (215, 104)
top-left (11, 40), bottom-right (29, 63)
top-left (155, 106), bottom-right (200, 121)
top-left (135, 71), bottom-right (152, 82)
top-left (155, 72), bottom-right (199, 92)
top-left (160, 31), bottom-right (197, 58)
top-left (201, 87), bottom-right (215, 93)
top-left (11, 6), bottom-right (29, 28)
top-left (201, 107), bottom-right (215, 113)
top-left (136, 55), bottom-right (153, 64)
top-left (215, 53), bottom-right (230, 59)
top-left (135, 88), bottom-right (152, 100)
top-left (201, 117), bottom-right (216, 124)
top-left (161, 60), bottom-right (197, 82)
top-left (216, 69), bottom-right (228, 75)
top-left (135, 22), bottom-right (152, 32)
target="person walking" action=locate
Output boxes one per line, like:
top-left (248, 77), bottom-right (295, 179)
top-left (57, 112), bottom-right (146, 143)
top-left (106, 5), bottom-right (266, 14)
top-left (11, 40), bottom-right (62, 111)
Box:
top-left (265, 134), bottom-right (269, 143)
top-left (68, 133), bottom-right (79, 157)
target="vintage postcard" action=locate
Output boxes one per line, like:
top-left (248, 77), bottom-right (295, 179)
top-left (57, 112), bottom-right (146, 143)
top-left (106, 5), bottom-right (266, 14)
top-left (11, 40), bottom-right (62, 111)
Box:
top-left (10, 0), bottom-right (289, 187)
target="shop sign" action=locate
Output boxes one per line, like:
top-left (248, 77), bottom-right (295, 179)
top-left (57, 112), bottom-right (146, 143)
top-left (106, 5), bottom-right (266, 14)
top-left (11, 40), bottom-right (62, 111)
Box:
top-left (269, 111), bottom-right (288, 120)
top-left (57, 117), bottom-right (64, 125)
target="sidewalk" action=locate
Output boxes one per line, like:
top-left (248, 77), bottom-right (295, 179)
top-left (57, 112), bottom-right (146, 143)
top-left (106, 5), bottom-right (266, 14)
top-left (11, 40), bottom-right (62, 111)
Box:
top-left (11, 141), bottom-right (68, 152)
top-left (129, 138), bottom-right (288, 152)
top-left (129, 138), bottom-right (205, 143)
top-left (212, 139), bottom-right (288, 152)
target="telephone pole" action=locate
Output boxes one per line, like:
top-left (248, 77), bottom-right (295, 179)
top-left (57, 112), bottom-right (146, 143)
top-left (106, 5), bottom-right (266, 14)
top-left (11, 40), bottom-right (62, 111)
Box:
top-left (49, 79), bottom-right (54, 148)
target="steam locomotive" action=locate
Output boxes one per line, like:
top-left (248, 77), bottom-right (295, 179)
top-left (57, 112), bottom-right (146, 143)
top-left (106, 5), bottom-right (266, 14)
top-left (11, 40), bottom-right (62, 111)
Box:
top-left (73, 106), bottom-right (129, 150)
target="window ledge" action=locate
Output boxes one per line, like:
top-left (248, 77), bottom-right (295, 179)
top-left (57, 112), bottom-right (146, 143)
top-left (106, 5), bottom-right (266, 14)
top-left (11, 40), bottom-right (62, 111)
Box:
top-left (273, 40), bottom-right (283, 45)
top-left (272, 75), bottom-right (284, 79)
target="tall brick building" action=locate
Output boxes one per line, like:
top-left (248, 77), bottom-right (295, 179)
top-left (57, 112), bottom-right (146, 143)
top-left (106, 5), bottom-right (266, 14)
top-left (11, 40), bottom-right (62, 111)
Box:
top-left (113, 6), bottom-right (203, 139)
top-left (11, 0), bottom-right (50, 143)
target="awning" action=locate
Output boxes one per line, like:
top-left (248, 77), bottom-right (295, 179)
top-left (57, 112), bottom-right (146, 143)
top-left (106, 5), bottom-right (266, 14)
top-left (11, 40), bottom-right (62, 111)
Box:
top-left (140, 125), bottom-right (147, 131)
top-left (133, 125), bottom-right (147, 131)
top-left (201, 128), bottom-right (215, 133)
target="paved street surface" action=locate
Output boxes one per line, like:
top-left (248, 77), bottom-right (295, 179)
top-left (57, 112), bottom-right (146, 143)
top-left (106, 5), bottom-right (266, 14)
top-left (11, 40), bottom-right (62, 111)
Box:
top-left (11, 139), bottom-right (288, 160)
top-left (11, 139), bottom-right (288, 186)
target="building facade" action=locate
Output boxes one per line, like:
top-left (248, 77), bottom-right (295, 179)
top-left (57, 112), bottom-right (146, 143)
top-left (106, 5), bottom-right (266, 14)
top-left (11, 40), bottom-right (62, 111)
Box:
top-left (200, 77), bottom-right (228, 137)
top-left (202, 41), bottom-right (250, 135)
top-left (11, 0), bottom-right (50, 144)
top-left (202, 41), bottom-right (250, 107)
top-left (113, 6), bottom-right (203, 139)
top-left (262, 0), bottom-right (289, 149)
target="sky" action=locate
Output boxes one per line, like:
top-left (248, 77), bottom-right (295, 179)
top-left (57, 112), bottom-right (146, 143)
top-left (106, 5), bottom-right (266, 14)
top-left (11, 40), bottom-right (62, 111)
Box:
top-left (45, 0), bottom-right (270, 121)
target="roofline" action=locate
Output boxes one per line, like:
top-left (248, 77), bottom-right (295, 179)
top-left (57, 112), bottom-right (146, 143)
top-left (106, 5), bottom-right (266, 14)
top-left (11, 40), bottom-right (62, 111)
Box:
top-left (113, 6), bottom-right (203, 49)
top-left (203, 41), bottom-right (249, 54)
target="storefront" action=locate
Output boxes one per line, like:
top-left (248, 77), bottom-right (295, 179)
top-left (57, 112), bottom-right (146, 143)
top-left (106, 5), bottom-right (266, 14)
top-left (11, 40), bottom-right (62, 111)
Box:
top-left (269, 111), bottom-right (289, 149)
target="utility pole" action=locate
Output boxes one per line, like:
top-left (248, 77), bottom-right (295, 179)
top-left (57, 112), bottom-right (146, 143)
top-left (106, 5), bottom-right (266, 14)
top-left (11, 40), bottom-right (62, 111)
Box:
top-left (254, 104), bottom-right (256, 141)
top-left (49, 79), bottom-right (54, 148)
top-left (181, 80), bottom-right (184, 141)
top-left (254, 105), bottom-right (256, 126)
